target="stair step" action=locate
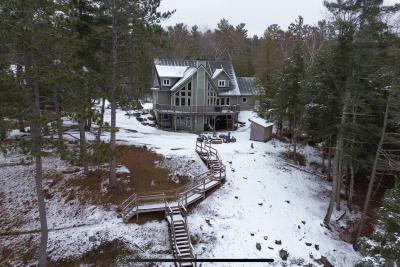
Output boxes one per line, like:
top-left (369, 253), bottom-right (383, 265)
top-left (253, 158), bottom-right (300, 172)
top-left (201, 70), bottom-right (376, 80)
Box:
top-left (180, 262), bottom-right (194, 266)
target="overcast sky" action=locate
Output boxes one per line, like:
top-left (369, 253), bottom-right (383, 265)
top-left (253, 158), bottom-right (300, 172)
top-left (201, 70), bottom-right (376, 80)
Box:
top-left (159, 0), bottom-right (399, 37)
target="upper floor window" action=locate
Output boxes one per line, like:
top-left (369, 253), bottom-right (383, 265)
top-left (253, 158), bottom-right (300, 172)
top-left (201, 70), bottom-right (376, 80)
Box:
top-left (242, 97), bottom-right (247, 103)
top-left (226, 97), bottom-right (230, 105)
top-left (218, 80), bottom-right (226, 87)
top-left (163, 79), bottom-right (171, 86)
top-left (188, 82), bottom-right (192, 90)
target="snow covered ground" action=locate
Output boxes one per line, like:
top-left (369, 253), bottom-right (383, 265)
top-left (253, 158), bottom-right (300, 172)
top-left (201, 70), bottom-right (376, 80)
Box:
top-left (0, 104), bottom-right (361, 266)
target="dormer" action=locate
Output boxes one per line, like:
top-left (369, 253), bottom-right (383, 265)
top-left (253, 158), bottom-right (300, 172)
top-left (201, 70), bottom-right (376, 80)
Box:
top-left (212, 68), bottom-right (230, 88)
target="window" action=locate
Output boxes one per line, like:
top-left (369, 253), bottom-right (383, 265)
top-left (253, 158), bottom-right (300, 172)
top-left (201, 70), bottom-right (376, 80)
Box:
top-left (163, 79), bottom-right (171, 86)
top-left (175, 97), bottom-right (179, 106)
top-left (218, 80), bottom-right (226, 87)
top-left (216, 98), bottom-right (220, 105)
top-left (181, 98), bottom-right (185, 106)
top-left (221, 98), bottom-right (225, 106)
top-left (186, 117), bottom-right (192, 127)
top-left (162, 114), bottom-right (169, 120)
top-left (188, 98), bottom-right (191, 106)
top-left (226, 97), bottom-right (230, 105)
top-left (181, 91), bottom-right (185, 96)
top-left (188, 82), bottom-right (192, 90)
top-left (242, 97), bottom-right (247, 103)
top-left (188, 92), bottom-right (191, 97)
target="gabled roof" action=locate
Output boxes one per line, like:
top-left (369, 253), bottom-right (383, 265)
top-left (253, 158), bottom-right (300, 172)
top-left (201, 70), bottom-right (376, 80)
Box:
top-left (153, 58), bottom-right (261, 96)
top-left (170, 67), bottom-right (197, 91)
top-left (237, 77), bottom-right (263, 96)
top-left (212, 68), bottom-right (229, 80)
top-left (155, 65), bottom-right (189, 78)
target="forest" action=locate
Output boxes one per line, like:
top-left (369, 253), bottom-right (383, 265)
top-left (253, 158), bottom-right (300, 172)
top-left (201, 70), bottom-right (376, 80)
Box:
top-left (0, 0), bottom-right (400, 266)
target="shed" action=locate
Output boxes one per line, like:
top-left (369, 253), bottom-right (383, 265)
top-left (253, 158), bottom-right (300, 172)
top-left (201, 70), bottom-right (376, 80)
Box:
top-left (249, 118), bottom-right (274, 142)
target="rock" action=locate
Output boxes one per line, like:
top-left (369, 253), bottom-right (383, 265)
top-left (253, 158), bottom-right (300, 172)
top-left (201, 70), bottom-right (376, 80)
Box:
top-left (256, 243), bottom-right (261, 251)
top-left (231, 168), bottom-right (235, 172)
top-left (228, 161), bottom-right (232, 164)
top-left (250, 233), bottom-right (255, 236)
top-left (298, 225), bottom-right (301, 229)
top-left (268, 246), bottom-right (274, 250)
top-left (205, 219), bottom-right (212, 226)
top-left (279, 249), bottom-right (289, 261)
top-left (263, 236), bottom-right (268, 240)
top-left (221, 235), bottom-right (224, 239)
top-left (89, 236), bottom-right (96, 242)
top-left (117, 214), bottom-right (122, 218)
top-left (235, 196), bottom-right (239, 199)
top-left (258, 203), bottom-right (263, 206)
top-left (309, 252), bottom-right (314, 259)
top-left (305, 242), bottom-right (312, 246)
top-left (285, 200), bottom-right (290, 204)
top-left (275, 240), bottom-right (282, 245)
top-left (251, 143), bottom-right (254, 149)
top-left (315, 244), bottom-right (319, 251)
top-left (243, 177), bottom-right (247, 179)
top-left (301, 220), bottom-right (306, 225)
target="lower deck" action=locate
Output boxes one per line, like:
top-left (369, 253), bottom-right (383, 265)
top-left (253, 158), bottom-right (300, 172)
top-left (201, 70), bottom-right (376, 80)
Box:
top-left (155, 112), bottom-right (239, 133)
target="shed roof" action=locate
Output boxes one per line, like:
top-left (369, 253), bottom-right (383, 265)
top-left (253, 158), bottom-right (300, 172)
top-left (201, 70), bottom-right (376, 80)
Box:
top-left (250, 118), bottom-right (274, 128)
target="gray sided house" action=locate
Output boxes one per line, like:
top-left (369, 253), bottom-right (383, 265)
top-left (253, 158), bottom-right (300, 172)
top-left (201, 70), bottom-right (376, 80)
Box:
top-left (151, 59), bottom-right (262, 133)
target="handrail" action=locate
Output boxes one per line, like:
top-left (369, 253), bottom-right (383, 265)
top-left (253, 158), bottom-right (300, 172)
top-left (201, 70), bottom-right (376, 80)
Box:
top-left (121, 139), bottom-right (226, 221)
top-left (165, 202), bottom-right (183, 259)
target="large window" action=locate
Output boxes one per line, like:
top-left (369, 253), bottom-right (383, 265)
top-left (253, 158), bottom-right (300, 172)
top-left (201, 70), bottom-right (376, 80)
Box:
top-left (163, 79), bottom-right (171, 86)
top-left (207, 83), bottom-right (217, 106)
top-left (218, 80), bottom-right (226, 87)
top-left (174, 83), bottom-right (191, 106)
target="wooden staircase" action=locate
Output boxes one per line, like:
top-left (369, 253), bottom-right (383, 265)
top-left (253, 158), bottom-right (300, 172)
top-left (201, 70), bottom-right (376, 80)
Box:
top-left (166, 202), bottom-right (196, 267)
top-left (120, 139), bottom-right (225, 265)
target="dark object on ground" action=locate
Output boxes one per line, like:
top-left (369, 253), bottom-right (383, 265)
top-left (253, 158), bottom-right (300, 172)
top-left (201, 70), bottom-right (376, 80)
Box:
top-left (256, 243), bottom-right (261, 250)
top-left (136, 117), bottom-right (144, 122)
top-left (279, 249), bottom-right (289, 261)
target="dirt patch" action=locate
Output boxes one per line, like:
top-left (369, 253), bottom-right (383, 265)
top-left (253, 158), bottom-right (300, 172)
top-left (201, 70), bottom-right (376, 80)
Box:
top-left (61, 146), bottom-right (188, 207)
top-left (49, 240), bottom-right (135, 267)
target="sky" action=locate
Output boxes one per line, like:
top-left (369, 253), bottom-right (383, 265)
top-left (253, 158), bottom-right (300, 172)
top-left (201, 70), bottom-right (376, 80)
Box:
top-left (159, 0), bottom-right (399, 37)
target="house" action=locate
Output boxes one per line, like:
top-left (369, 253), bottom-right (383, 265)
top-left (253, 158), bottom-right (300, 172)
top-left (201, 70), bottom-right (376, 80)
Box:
top-left (151, 58), bottom-right (262, 133)
top-left (249, 118), bottom-right (274, 142)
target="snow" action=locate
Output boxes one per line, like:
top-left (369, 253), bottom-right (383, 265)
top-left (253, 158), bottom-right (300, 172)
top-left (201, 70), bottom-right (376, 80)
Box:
top-left (170, 67), bottom-right (197, 91)
top-left (249, 117), bottom-right (274, 128)
top-left (155, 65), bottom-right (189, 78)
top-left (0, 103), bottom-right (361, 266)
top-left (212, 68), bottom-right (224, 79)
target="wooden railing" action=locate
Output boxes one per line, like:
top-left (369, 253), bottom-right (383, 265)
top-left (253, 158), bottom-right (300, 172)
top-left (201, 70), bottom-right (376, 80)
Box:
top-left (120, 140), bottom-right (226, 222)
top-left (155, 104), bottom-right (240, 114)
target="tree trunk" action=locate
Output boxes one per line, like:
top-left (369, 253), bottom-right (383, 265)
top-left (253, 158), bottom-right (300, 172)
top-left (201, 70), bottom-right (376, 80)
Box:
top-left (109, 0), bottom-right (118, 188)
top-left (79, 119), bottom-right (89, 175)
top-left (324, 90), bottom-right (349, 224)
top-left (96, 97), bottom-right (106, 143)
top-left (29, 56), bottom-right (48, 267)
top-left (53, 88), bottom-right (64, 153)
top-left (322, 147), bottom-right (326, 174)
top-left (348, 164), bottom-right (355, 211)
top-left (327, 146), bottom-right (332, 181)
top-left (355, 93), bottom-right (391, 243)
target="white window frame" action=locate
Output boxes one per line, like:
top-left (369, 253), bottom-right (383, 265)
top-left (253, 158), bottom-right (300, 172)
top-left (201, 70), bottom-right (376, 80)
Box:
top-left (163, 79), bottom-right (171, 86)
top-left (242, 97), bottom-right (247, 103)
top-left (186, 117), bottom-right (192, 127)
top-left (218, 80), bottom-right (226, 87)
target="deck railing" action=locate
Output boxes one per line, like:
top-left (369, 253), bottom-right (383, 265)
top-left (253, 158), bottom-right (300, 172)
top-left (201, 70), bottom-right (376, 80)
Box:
top-left (155, 104), bottom-right (240, 114)
top-left (120, 140), bottom-right (226, 221)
